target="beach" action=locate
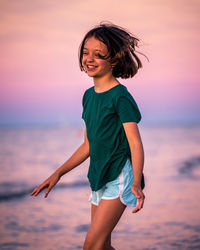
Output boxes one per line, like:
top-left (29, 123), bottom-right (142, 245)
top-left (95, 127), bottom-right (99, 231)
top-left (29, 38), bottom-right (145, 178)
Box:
top-left (0, 124), bottom-right (200, 250)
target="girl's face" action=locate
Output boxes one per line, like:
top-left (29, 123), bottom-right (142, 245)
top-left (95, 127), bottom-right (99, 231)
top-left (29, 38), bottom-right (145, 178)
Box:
top-left (82, 36), bottom-right (113, 79)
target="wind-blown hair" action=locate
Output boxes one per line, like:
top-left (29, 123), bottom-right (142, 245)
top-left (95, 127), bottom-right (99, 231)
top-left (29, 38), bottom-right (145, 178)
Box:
top-left (79, 22), bottom-right (146, 79)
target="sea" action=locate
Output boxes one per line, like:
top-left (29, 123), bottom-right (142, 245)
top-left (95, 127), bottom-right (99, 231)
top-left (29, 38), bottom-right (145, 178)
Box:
top-left (0, 124), bottom-right (200, 250)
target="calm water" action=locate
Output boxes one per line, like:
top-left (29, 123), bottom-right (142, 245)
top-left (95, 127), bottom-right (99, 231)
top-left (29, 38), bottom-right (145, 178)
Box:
top-left (0, 124), bottom-right (200, 250)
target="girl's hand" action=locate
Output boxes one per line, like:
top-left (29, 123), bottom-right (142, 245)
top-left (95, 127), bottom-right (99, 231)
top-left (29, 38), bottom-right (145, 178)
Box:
top-left (131, 184), bottom-right (145, 213)
top-left (30, 172), bottom-right (60, 198)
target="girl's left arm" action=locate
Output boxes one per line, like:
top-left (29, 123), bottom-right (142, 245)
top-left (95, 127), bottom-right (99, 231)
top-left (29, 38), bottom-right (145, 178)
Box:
top-left (123, 122), bottom-right (145, 213)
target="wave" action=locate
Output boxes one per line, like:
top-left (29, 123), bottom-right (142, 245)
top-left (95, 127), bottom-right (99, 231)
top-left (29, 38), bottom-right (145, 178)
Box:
top-left (178, 155), bottom-right (200, 177)
top-left (0, 180), bottom-right (89, 202)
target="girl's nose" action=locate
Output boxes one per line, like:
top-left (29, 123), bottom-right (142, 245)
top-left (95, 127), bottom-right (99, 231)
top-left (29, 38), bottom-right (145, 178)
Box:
top-left (87, 55), bottom-right (94, 62)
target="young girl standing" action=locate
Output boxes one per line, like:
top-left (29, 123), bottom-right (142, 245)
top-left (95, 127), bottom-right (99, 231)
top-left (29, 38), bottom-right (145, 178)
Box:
top-left (31, 22), bottom-right (146, 250)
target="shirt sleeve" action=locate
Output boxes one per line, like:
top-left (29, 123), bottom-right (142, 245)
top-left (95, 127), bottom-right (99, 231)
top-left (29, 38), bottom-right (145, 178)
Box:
top-left (115, 93), bottom-right (142, 123)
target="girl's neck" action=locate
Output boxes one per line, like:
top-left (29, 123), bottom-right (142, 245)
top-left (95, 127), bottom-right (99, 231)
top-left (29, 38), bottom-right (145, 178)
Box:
top-left (93, 75), bottom-right (120, 93)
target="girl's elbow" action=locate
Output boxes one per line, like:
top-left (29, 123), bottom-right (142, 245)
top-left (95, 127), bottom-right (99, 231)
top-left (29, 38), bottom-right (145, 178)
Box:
top-left (129, 140), bottom-right (144, 153)
top-left (129, 138), bottom-right (143, 147)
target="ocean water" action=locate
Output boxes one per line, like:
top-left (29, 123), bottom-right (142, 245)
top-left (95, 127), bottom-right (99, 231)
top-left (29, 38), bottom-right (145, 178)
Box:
top-left (0, 124), bottom-right (200, 250)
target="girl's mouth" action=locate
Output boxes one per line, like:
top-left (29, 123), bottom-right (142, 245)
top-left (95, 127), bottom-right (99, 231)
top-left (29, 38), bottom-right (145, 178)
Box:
top-left (87, 65), bottom-right (97, 71)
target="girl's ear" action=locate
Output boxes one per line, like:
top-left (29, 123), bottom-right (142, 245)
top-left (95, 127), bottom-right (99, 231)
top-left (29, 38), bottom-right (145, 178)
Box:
top-left (111, 61), bottom-right (117, 68)
top-left (111, 62), bottom-right (117, 70)
top-left (108, 57), bottom-right (117, 70)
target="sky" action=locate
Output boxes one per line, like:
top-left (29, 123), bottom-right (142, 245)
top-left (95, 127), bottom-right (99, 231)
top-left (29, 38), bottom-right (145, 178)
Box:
top-left (0, 0), bottom-right (200, 127)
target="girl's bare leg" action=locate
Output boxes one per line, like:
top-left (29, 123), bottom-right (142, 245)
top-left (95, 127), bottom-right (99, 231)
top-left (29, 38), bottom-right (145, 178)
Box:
top-left (84, 198), bottom-right (126, 250)
top-left (91, 204), bottom-right (113, 250)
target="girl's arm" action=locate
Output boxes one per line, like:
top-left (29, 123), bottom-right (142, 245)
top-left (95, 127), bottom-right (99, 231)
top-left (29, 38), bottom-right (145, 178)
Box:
top-left (31, 127), bottom-right (89, 198)
top-left (123, 122), bottom-right (145, 213)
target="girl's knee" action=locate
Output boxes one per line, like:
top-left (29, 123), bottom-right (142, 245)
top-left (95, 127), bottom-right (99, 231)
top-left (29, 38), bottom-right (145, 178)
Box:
top-left (83, 241), bottom-right (112, 250)
top-left (83, 238), bottom-right (98, 250)
top-left (83, 231), bottom-right (107, 250)
top-left (83, 232), bottom-right (95, 250)
top-left (83, 240), bottom-right (91, 250)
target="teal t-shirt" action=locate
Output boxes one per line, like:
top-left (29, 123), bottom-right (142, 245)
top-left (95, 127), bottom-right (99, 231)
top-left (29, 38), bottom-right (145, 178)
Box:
top-left (82, 83), bottom-right (144, 191)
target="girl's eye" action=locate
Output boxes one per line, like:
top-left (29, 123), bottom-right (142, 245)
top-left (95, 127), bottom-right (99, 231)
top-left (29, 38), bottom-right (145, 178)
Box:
top-left (95, 53), bottom-right (102, 58)
top-left (82, 52), bottom-right (103, 58)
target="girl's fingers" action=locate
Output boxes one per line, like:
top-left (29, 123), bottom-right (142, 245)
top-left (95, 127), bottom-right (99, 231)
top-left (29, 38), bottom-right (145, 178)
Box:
top-left (44, 185), bottom-right (53, 198)
top-left (131, 186), bottom-right (145, 213)
top-left (135, 192), bottom-right (141, 199)
top-left (31, 187), bottom-right (42, 196)
top-left (30, 187), bottom-right (40, 196)
top-left (132, 196), bottom-right (144, 213)
top-left (131, 186), bottom-right (141, 198)
top-left (30, 189), bottom-right (35, 196)
top-left (30, 182), bottom-right (48, 196)
top-left (30, 175), bottom-right (59, 198)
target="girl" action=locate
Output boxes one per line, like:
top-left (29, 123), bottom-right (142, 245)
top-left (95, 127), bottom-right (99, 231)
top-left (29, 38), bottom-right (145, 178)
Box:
top-left (31, 22), bottom-right (146, 250)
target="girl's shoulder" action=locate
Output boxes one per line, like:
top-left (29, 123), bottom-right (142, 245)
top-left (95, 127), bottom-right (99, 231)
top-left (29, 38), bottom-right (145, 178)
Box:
top-left (112, 84), bottom-right (135, 100)
top-left (82, 86), bottom-right (93, 103)
top-left (114, 83), bottom-right (127, 94)
top-left (112, 84), bottom-right (140, 109)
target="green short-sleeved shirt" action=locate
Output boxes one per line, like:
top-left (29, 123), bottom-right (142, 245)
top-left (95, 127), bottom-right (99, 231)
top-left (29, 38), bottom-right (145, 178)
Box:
top-left (82, 83), bottom-right (143, 191)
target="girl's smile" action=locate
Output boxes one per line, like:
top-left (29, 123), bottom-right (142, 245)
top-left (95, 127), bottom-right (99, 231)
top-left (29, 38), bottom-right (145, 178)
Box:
top-left (87, 65), bottom-right (98, 71)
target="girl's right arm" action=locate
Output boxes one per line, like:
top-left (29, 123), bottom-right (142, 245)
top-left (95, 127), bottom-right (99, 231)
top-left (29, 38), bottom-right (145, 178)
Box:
top-left (30, 127), bottom-right (89, 198)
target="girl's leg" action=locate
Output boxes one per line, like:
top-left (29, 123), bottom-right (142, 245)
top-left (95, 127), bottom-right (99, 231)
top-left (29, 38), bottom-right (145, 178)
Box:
top-left (84, 198), bottom-right (126, 250)
top-left (91, 203), bottom-right (98, 222)
top-left (91, 204), bottom-right (113, 250)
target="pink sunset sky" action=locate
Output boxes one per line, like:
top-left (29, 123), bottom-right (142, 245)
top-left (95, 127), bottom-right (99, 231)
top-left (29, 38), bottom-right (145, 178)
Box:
top-left (0, 0), bottom-right (200, 126)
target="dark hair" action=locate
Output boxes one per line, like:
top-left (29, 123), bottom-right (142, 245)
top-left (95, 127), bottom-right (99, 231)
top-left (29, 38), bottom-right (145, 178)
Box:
top-left (79, 22), bottom-right (147, 79)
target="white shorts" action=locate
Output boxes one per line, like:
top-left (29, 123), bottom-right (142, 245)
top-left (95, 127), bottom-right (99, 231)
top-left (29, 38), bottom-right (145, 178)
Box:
top-left (89, 158), bottom-right (137, 207)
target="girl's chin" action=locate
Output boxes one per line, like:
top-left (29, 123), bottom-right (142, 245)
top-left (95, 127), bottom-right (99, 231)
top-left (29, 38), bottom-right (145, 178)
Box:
top-left (86, 72), bottom-right (98, 77)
